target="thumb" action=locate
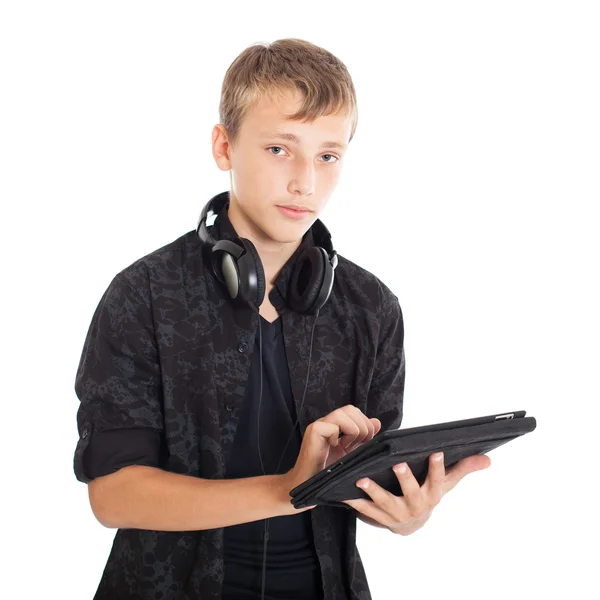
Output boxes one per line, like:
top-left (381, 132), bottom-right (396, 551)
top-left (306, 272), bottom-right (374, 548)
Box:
top-left (306, 421), bottom-right (340, 462)
top-left (309, 420), bottom-right (341, 451)
top-left (444, 455), bottom-right (491, 493)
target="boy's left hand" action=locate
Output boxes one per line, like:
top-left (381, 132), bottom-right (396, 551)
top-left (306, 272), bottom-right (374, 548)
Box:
top-left (343, 452), bottom-right (491, 535)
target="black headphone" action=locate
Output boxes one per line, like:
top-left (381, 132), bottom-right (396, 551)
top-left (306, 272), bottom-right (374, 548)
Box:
top-left (197, 191), bottom-right (338, 313)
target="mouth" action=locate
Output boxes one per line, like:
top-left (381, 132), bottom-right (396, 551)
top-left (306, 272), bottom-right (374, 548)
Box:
top-left (276, 205), bottom-right (314, 220)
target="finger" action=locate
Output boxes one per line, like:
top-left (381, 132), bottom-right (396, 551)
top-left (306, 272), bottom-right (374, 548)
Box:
top-left (422, 452), bottom-right (445, 507)
top-left (295, 421), bottom-right (342, 481)
top-left (348, 405), bottom-right (375, 444)
top-left (308, 420), bottom-right (341, 454)
top-left (335, 406), bottom-right (371, 451)
top-left (350, 407), bottom-right (377, 446)
top-left (346, 406), bottom-right (373, 447)
top-left (345, 415), bottom-right (381, 453)
top-left (391, 463), bottom-right (426, 515)
top-left (325, 410), bottom-right (362, 448)
top-left (371, 418), bottom-right (382, 436)
top-left (355, 476), bottom-right (410, 521)
top-left (444, 454), bottom-right (492, 493)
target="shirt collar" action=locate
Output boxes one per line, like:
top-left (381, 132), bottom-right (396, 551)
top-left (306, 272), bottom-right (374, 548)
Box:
top-left (212, 199), bottom-right (316, 310)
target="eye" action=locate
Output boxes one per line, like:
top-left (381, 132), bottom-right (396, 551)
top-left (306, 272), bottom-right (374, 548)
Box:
top-left (267, 146), bottom-right (287, 156)
top-left (267, 146), bottom-right (340, 163)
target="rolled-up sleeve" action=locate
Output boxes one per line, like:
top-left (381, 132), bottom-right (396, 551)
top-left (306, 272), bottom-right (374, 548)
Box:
top-left (73, 271), bottom-right (164, 483)
top-left (366, 284), bottom-right (406, 433)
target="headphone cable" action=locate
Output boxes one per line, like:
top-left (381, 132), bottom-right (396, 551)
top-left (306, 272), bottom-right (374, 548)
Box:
top-left (256, 307), bottom-right (320, 600)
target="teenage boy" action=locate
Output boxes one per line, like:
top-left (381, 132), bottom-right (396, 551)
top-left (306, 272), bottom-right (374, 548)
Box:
top-left (74, 38), bottom-right (490, 600)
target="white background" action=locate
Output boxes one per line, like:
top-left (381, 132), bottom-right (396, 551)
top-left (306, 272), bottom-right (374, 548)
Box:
top-left (2, 1), bottom-right (598, 598)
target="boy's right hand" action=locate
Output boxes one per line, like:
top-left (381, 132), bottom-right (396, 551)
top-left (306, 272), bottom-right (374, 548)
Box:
top-left (278, 405), bottom-right (381, 513)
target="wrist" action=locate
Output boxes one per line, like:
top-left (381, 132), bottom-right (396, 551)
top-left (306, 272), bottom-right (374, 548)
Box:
top-left (271, 473), bottom-right (313, 516)
top-left (267, 474), bottom-right (295, 516)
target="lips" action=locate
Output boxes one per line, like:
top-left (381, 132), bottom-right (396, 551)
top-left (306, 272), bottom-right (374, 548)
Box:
top-left (278, 205), bottom-right (313, 212)
top-left (277, 205), bottom-right (314, 220)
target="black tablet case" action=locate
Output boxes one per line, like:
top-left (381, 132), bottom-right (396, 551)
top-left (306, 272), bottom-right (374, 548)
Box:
top-left (289, 410), bottom-right (536, 509)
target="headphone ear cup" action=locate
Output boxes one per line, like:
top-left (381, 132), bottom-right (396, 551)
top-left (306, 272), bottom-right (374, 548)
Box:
top-left (288, 247), bottom-right (329, 314)
top-left (237, 238), bottom-right (266, 309)
top-left (216, 250), bottom-right (241, 301)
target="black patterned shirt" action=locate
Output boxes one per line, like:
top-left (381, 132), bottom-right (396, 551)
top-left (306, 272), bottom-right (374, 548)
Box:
top-left (73, 199), bottom-right (406, 599)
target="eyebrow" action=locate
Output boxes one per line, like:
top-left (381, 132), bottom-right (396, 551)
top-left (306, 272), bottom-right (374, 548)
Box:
top-left (260, 131), bottom-right (346, 150)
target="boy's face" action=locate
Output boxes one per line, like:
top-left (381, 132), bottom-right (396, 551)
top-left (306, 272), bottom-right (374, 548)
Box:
top-left (212, 88), bottom-right (352, 245)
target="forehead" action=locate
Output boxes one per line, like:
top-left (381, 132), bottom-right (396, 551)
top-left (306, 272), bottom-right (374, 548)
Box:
top-left (242, 89), bottom-right (352, 147)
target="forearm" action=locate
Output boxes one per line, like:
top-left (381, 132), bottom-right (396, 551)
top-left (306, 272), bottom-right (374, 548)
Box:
top-left (89, 465), bottom-right (296, 531)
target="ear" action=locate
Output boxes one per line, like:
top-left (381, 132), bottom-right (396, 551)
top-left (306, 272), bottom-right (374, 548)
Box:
top-left (211, 124), bottom-right (233, 172)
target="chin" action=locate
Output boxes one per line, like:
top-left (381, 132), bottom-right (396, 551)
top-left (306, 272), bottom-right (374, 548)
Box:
top-left (264, 220), bottom-right (311, 244)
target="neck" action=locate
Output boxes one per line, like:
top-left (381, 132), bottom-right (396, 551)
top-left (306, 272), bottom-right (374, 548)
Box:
top-left (226, 202), bottom-right (301, 293)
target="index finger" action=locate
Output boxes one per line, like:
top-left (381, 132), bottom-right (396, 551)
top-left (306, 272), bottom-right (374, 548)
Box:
top-left (322, 409), bottom-right (362, 449)
top-left (334, 406), bottom-right (373, 451)
top-left (342, 413), bottom-right (380, 453)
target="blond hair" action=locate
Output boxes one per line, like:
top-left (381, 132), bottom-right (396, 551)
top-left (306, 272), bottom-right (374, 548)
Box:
top-left (219, 38), bottom-right (358, 148)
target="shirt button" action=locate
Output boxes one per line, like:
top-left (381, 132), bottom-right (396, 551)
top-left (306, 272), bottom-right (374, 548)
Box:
top-left (225, 404), bottom-right (234, 412)
top-left (82, 428), bottom-right (89, 439)
top-left (238, 342), bottom-right (248, 353)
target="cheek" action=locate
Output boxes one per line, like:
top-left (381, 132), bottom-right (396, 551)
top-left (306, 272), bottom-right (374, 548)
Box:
top-left (325, 163), bottom-right (343, 184)
top-left (231, 159), bottom-right (268, 195)
top-left (243, 154), bottom-right (283, 184)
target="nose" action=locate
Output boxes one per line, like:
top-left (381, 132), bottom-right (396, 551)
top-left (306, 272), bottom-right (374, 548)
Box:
top-left (289, 156), bottom-right (315, 196)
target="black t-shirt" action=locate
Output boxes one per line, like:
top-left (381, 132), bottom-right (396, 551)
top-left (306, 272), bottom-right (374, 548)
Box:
top-left (221, 315), bottom-right (323, 599)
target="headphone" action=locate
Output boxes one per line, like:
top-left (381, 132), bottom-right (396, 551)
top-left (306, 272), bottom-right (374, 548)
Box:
top-left (197, 191), bottom-right (338, 313)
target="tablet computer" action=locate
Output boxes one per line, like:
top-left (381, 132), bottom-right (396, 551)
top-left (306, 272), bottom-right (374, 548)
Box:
top-left (289, 410), bottom-right (536, 509)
